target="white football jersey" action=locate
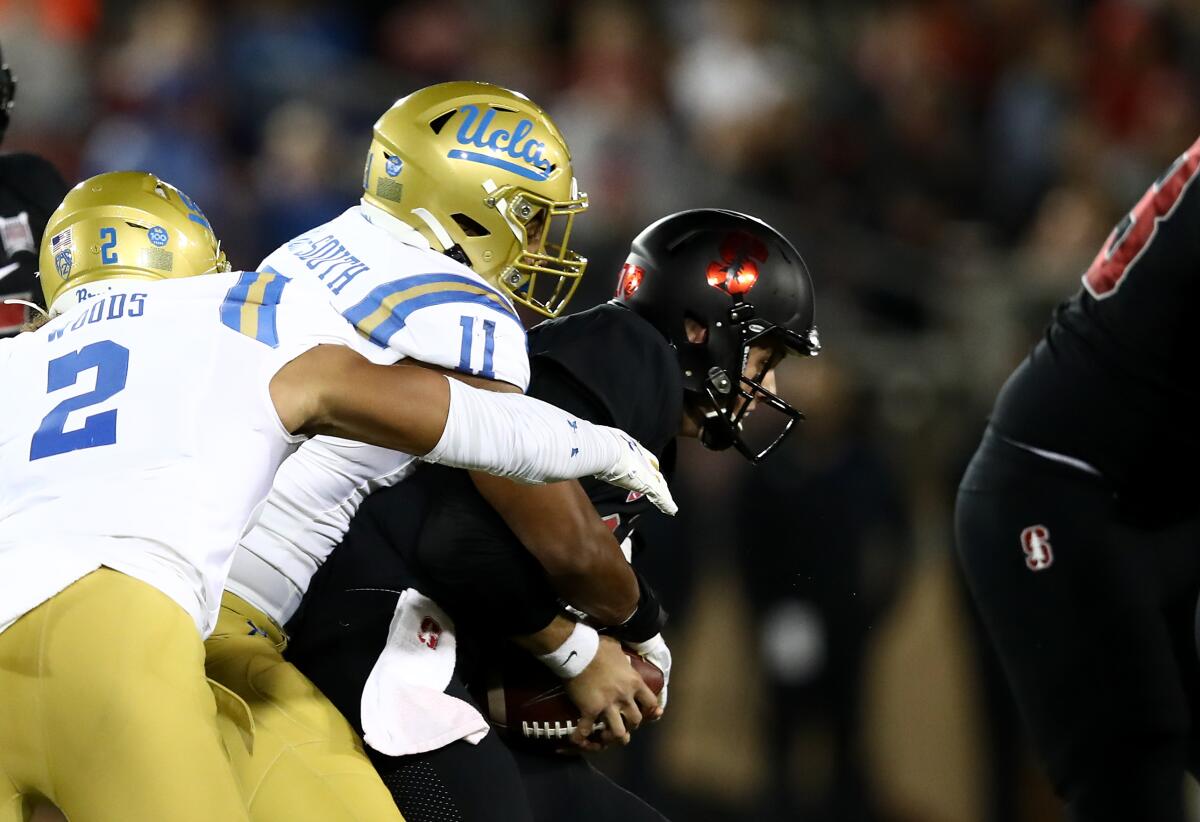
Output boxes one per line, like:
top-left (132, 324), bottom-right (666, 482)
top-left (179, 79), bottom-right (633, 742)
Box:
top-left (228, 204), bottom-right (530, 624)
top-left (0, 272), bottom-right (369, 638)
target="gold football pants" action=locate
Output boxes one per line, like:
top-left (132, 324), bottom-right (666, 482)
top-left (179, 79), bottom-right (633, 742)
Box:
top-left (0, 568), bottom-right (250, 822)
top-left (205, 590), bottom-right (405, 822)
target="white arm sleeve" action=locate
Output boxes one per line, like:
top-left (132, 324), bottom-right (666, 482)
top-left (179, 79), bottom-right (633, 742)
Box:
top-left (423, 377), bottom-right (677, 514)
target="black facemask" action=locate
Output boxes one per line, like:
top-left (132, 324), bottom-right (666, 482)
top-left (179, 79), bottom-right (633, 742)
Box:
top-left (692, 301), bottom-right (816, 463)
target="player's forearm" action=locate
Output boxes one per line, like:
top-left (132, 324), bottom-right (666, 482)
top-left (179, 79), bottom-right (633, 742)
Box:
top-left (279, 345), bottom-right (674, 505)
top-left (548, 557), bottom-right (638, 626)
top-left (540, 513), bottom-right (638, 624)
top-left (512, 613), bottom-right (576, 655)
top-left (470, 472), bottom-right (639, 624)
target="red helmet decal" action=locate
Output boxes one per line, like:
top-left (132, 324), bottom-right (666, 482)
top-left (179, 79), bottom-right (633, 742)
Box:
top-left (618, 262), bottom-right (644, 298)
top-left (706, 231), bottom-right (768, 296)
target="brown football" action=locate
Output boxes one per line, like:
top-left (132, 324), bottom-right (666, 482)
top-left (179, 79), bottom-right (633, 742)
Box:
top-left (476, 646), bottom-right (663, 744)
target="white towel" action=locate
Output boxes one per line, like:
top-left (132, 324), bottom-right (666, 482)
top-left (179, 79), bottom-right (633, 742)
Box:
top-left (360, 588), bottom-right (490, 756)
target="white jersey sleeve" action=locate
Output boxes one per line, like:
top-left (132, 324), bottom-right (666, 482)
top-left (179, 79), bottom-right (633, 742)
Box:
top-left (259, 206), bottom-right (529, 389)
top-left (342, 279), bottom-right (529, 390)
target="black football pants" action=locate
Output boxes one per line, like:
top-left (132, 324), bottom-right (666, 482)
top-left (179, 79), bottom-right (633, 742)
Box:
top-left (956, 429), bottom-right (1200, 822)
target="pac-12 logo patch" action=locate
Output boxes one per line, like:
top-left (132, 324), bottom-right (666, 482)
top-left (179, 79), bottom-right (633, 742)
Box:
top-left (1020, 525), bottom-right (1054, 572)
top-left (54, 250), bottom-right (73, 279)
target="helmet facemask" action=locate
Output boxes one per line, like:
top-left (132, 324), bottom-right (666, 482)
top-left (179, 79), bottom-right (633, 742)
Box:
top-left (489, 185), bottom-right (588, 317)
top-left (690, 301), bottom-right (821, 463)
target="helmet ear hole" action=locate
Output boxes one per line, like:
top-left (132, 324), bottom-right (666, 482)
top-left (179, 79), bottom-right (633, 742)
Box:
top-left (451, 213), bottom-right (491, 237)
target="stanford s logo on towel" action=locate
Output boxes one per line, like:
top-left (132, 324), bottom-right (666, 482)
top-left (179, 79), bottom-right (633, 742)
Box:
top-left (418, 616), bottom-right (443, 650)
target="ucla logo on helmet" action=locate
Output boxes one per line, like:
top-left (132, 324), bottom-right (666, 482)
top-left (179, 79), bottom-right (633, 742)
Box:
top-left (385, 154), bottom-right (403, 177)
top-left (148, 225), bottom-right (169, 247)
top-left (448, 104), bottom-right (552, 182)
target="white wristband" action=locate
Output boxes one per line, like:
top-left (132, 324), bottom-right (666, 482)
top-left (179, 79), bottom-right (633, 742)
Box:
top-left (536, 622), bottom-right (600, 680)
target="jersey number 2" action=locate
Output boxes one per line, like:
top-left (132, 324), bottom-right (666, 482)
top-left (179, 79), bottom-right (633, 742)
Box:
top-left (30, 340), bottom-right (130, 461)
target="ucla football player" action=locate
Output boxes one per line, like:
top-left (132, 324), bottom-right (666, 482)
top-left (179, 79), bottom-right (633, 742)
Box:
top-left (208, 82), bottom-right (661, 820)
top-left (0, 171), bottom-right (672, 822)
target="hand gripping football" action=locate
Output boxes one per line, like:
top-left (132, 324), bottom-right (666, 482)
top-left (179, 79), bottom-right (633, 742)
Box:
top-left (476, 646), bottom-right (663, 745)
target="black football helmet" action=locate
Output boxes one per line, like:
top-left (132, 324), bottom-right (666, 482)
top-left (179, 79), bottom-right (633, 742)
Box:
top-left (0, 43), bottom-right (13, 144)
top-left (615, 209), bottom-right (820, 463)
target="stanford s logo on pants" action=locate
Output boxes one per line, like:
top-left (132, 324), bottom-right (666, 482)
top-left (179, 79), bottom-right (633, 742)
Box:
top-left (1021, 525), bottom-right (1054, 572)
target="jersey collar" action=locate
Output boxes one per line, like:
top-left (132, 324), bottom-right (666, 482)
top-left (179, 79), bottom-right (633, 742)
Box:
top-left (50, 278), bottom-right (140, 317)
top-left (358, 200), bottom-right (434, 252)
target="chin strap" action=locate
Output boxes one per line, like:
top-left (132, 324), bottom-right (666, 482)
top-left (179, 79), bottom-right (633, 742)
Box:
top-left (442, 244), bottom-right (472, 267)
top-left (409, 206), bottom-right (456, 250)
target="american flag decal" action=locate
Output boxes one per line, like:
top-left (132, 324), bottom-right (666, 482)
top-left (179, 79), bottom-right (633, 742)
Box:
top-left (50, 228), bottom-right (72, 254)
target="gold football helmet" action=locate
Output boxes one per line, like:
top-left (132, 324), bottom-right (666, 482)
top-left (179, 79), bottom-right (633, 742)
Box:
top-left (40, 171), bottom-right (229, 313)
top-left (363, 81), bottom-right (588, 317)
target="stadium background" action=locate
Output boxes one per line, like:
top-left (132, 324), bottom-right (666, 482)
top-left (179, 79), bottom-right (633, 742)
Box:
top-left (5, 0), bottom-right (1198, 819)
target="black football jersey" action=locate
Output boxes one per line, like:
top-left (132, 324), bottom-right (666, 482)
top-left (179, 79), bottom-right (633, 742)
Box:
top-left (990, 134), bottom-right (1200, 516)
top-left (524, 301), bottom-right (682, 543)
top-left (0, 153), bottom-right (67, 336)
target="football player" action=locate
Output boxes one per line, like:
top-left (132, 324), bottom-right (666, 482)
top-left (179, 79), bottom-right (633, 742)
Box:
top-left (205, 81), bottom-right (663, 820)
top-left (0, 40), bottom-right (69, 337)
top-left (0, 172), bottom-right (671, 822)
top-left (285, 209), bottom-right (822, 821)
top-left (956, 134), bottom-right (1200, 822)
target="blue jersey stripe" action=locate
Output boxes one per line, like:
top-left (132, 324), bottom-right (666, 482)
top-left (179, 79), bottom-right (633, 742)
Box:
top-left (343, 273), bottom-right (517, 324)
top-left (343, 274), bottom-right (521, 349)
top-left (362, 290), bottom-right (522, 349)
top-left (256, 272), bottom-right (288, 346)
top-left (219, 271), bottom-right (257, 335)
top-left (219, 270), bottom-right (290, 348)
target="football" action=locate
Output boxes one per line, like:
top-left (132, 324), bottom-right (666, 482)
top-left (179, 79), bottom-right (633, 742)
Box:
top-left (476, 646), bottom-right (664, 744)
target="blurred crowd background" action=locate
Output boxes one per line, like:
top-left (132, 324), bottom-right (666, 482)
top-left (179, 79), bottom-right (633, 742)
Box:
top-left (6, 0), bottom-right (1200, 819)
